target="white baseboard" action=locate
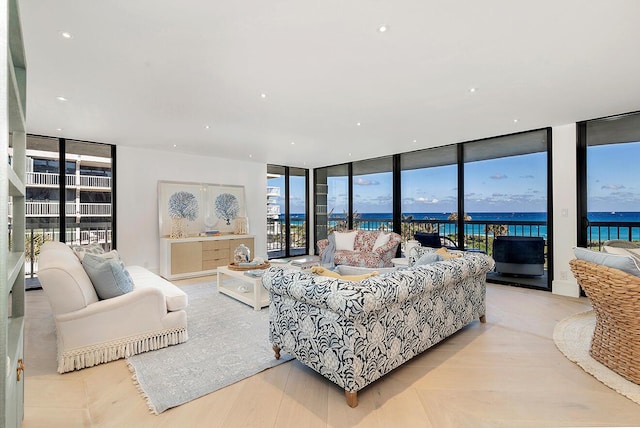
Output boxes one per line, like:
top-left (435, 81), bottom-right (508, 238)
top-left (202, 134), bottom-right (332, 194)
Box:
top-left (552, 280), bottom-right (580, 298)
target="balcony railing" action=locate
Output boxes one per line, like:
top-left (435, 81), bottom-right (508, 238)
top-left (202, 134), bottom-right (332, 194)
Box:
top-left (587, 221), bottom-right (640, 250)
top-left (25, 202), bottom-right (111, 217)
top-left (26, 171), bottom-right (111, 189)
top-left (24, 224), bottom-right (113, 279)
top-left (321, 216), bottom-right (640, 260)
top-left (267, 217), bottom-right (307, 257)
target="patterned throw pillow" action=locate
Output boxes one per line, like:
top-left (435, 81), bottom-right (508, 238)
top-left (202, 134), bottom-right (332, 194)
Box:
top-left (71, 242), bottom-right (106, 261)
top-left (82, 253), bottom-right (134, 299)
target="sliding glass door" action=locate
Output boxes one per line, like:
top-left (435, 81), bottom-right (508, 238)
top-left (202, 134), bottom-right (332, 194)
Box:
top-left (267, 165), bottom-right (309, 259)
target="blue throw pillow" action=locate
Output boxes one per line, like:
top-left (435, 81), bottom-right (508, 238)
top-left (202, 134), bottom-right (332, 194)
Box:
top-left (415, 253), bottom-right (444, 265)
top-left (573, 247), bottom-right (640, 277)
top-left (82, 253), bottom-right (134, 299)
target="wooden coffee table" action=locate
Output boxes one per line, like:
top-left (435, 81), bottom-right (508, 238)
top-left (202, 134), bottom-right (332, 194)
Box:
top-left (216, 265), bottom-right (269, 310)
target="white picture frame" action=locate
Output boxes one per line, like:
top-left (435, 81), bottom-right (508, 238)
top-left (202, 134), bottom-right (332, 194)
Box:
top-left (158, 180), bottom-right (247, 238)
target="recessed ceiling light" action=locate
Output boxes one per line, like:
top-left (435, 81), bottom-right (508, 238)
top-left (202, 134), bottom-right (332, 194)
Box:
top-left (378, 25), bottom-right (389, 33)
top-left (56, 128), bottom-right (63, 132)
top-left (204, 125), bottom-right (210, 129)
top-left (291, 141), bottom-right (295, 145)
top-left (173, 144), bottom-right (177, 148)
top-left (260, 93), bottom-right (267, 99)
top-left (513, 119), bottom-right (519, 123)
top-left (249, 154), bottom-right (253, 158)
top-left (348, 152), bottom-right (352, 157)
top-left (56, 96), bottom-right (68, 102)
top-left (356, 122), bottom-right (361, 126)
top-left (468, 88), bottom-right (477, 93)
top-left (60, 31), bottom-right (72, 39)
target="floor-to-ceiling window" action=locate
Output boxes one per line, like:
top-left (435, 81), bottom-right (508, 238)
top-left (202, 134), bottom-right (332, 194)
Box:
top-left (314, 164), bottom-right (350, 245)
top-left (401, 145), bottom-right (458, 244)
top-left (352, 157), bottom-right (393, 231)
top-left (25, 135), bottom-right (115, 287)
top-left (267, 164), bottom-right (309, 259)
top-left (313, 128), bottom-right (553, 290)
top-left (463, 130), bottom-right (551, 289)
top-left (578, 112), bottom-right (640, 249)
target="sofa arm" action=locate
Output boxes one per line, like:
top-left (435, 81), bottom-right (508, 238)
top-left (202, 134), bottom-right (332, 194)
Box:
top-left (55, 288), bottom-right (175, 349)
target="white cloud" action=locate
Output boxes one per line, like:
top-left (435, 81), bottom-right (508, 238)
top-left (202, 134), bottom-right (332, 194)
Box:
top-left (354, 178), bottom-right (379, 186)
top-left (601, 184), bottom-right (625, 190)
top-left (490, 173), bottom-right (508, 180)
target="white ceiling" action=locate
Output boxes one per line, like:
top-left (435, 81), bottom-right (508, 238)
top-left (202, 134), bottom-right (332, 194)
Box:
top-left (18, 0), bottom-right (640, 168)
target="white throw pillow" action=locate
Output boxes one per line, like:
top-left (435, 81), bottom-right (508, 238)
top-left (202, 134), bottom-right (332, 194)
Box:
top-left (334, 231), bottom-right (357, 251)
top-left (628, 248), bottom-right (640, 262)
top-left (372, 232), bottom-right (391, 251)
top-left (605, 246), bottom-right (640, 264)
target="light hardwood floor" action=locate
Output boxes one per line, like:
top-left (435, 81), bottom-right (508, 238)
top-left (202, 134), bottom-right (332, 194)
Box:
top-left (22, 278), bottom-right (640, 427)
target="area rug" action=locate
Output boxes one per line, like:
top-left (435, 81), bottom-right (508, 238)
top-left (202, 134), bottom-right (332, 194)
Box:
top-left (126, 281), bottom-right (293, 414)
top-left (553, 310), bottom-right (640, 405)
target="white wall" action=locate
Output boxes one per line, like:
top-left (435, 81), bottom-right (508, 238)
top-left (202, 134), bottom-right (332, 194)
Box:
top-left (551, 124), bottom-right (580, 297)
top-left (116, 146), bottom-right (267, 274)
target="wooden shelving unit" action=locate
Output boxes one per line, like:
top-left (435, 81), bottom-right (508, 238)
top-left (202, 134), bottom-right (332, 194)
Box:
top-left (1, 0), bottom-right (26, 425)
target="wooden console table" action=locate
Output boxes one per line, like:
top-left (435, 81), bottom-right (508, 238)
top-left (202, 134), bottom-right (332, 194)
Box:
top-left (159, 235), bottom-right (254, 280)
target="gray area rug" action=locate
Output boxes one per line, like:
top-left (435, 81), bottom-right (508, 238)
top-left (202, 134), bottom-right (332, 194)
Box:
top-left (126, 281), bottom-right (292, 414)
top-left (553, 310), bottom-right (640, 405)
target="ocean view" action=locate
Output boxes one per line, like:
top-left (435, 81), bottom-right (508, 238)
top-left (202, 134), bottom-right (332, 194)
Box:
top-left (284, 211), bottom-right (640, 241)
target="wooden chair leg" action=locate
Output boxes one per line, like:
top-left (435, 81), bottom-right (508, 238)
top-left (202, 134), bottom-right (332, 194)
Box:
top-left (345, 390), bottom-right (358, 408)
top-left (480, 314), bottom-right (486, 323)
top-left (273, 345), bottom-right (281, 360)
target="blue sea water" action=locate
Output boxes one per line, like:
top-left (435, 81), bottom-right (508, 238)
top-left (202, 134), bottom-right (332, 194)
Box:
top-left (286, 211), bottom-right (640, 241)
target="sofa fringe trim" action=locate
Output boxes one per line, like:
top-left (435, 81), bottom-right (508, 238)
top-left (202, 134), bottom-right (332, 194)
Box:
top-left (58, 327), bottom-right (188, 374)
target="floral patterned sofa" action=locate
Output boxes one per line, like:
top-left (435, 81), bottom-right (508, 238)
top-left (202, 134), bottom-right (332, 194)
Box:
top-left (262, 251), bottom-right (495, 407)
top-left (316, 230), bottom-right (402, 268)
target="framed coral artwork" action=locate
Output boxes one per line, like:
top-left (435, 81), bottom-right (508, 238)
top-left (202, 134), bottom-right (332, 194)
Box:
top-left (158, 180), bottom-right (247, 238)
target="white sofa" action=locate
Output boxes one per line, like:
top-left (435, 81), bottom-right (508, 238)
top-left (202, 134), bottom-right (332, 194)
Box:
top-left (37, 242), bottom-right (188, 373)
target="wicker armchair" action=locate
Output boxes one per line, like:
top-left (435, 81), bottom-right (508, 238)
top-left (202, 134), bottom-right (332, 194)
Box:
top-left (569, 258), bottom-right (640, 384)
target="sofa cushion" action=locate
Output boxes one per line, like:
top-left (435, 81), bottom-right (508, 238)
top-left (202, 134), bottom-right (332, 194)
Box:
top-left (127, 266), bottom-right (188, 311)
top-left (335, 231), bottom-right (357, 251)
top-left (574, 247), bottom-right (640, 277)
top-left (82, 253), bottom-right (135, 300)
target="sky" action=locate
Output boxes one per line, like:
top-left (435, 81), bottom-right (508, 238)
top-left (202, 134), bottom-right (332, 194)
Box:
top-left (269, 141), bottom-right (640, 215)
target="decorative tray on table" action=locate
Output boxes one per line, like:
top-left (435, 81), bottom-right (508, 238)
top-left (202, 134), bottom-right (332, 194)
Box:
top-left (227, 262), bottom-right (271, 271)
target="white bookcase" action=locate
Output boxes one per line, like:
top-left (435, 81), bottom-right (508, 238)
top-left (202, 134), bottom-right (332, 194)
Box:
top-left (1, 0), bottom-right (26, 425)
